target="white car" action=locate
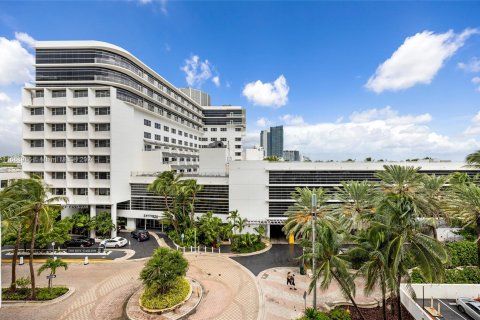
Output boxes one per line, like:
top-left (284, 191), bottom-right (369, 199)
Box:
top-left (456, 297), bottom-right (480, 320)
top-left (100, 237), bottom-right (128, 248)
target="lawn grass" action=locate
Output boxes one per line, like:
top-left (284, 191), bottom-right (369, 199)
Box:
top-left (2, 287), bottom-right (69, 301)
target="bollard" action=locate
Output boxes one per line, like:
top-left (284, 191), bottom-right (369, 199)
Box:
top-left (211, 247), bottom-right (213, 253)
top-left (219, 247), bottom-right (221, 254)
top-left (19, 256), bottom-right (24, 265)
top-left (204, 246), bottom-right (206, 253)
top-left (176, 244), bottom-right (179, 251)
top-left (84, 256), bottom-right (89, 265)
top-left (190, 246), bottom-right (192, 252)
top-left (53, 256), bottom-right (57, 261)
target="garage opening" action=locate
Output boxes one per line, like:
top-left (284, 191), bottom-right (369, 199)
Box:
top-left (269, 225), bottom-right (287, 242)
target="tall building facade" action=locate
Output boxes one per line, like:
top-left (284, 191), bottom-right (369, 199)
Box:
top-left (283, 150), bottom-right (301, 161)
top-left (21, 41), bottom-right (245, 236)
top-left (269, 125), bottom-right (284, 157)
top-left (260, 129), bottom-right (269, 157)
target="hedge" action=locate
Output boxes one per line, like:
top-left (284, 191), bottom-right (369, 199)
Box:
top-left (2, 287), bottom-right (68, 301)
top-left (140, 277), bottom-right (190, 310)
top-left (412, 267), bottom-right (480, 284)
top-left (447, 240), bottom-right (478, 268)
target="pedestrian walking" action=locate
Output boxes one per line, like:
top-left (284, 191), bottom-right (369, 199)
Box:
top-left (291, 273), bottom-right (297, 290)
top-left (287, 272), bottom-right (292, 289)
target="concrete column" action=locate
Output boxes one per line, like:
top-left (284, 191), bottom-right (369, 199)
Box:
top-left (89, 205), bottom-right (96, 239)
top-left (111, 203), bottom-right (117, 238)
top-left (126, 218), bottom-right (136, 231)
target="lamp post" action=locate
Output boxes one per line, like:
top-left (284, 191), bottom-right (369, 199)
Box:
top-left (311, 193), bottom-right (317, 310)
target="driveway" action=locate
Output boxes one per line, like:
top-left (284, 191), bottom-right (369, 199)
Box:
top-left (231, 244), bottom-right (303, 276)
top-left (117, 231), bottom-right (158, 259)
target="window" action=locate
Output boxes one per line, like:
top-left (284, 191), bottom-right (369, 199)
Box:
top-left (235, 152), bottom-right (241, 156)
top-left (73, 172), bottom-right (88, 179)
top-left (35, 90), bottom-right (44, 98)
top-left (163, 137), bottom-right (169, 142)
top-left (95, 107), bottom-right (110, 115)
top-left (235, 128), bottom-right (242, 132)
top-left (71, 155), bottom-right (88, 163)
top-left (30, 107), bottom-right (44, 115)
top-left (1, 180), bottom-right (8, 188)
top-left (194, 136), bottom-right (197, 140)
top-left (210, 128), bottom-right (217, 132)
top-left (144, 132), bottom-right (151, 139)
top-left (95, 90), bottom-right (110, 98)
top-left (189, 134), bottom-right (192, 138)
top-left (184, 141), bottom-right (188, 146)
top-left (52, 90), bottom-right (66, 98)
top-left (144, 144), bottom-right (152, 151)
top-left (74, 90), bottom-right (88, 98)
top-left (220, 138), bottom-right (227, 142)
top-left (73, 139), bottom-right (88, 147)
top-left (171, 138), bottom-right (176, 144)
top-left (52, 139), bottom-right (66, 148)
top-left (94, 172), bottom-right (110, 180)
top-left (95, 188), bottom-right (110, 196)
top-left (94, 123), bottom-right (110, 131)
top-left (178, 130), bottom-right (182, 136)
top-left (210, 138), bottom-right (217, 141)
top-left (52, 107), bottom-right (66, 116)
top-left (52, 123), bottom-right (66, 132)
top-left (172, 128), bottom-right (176, 134)
top-left (235, 145), bottom-right (242, 149)
top-left (155, 134), bottom-right (161, 141)
top-left (94, 139), bottom-right (110, 148)
top-left (52, 188), bottom-right (66, 195)
top-left (155, 122), bottom-right (161, 129)
top-left (235, 137), bottom-right (241, 141)
top-left (52, 172), bottom-right (66, 179)
top-left (30, 123), bottom-right (44, 131)
top-left (51, 156), bottom-right (66, 163)
top-left (203, 128), bottom-right (208, 132)
top-left (30, 140), bottom-right (44, 148)
top-left (73, 107), bottom-right (88, 115)
top-left (144, 119), bottom-right (151, 126)
top-left (94, 156), bottom-right (110, 163)
top-left (73, 188), bottom-right (88, 195)
top-left (164, 126), bottom-right (169, 132)
top-left (73, 123), bottom-right (88, 131)
top-left (221, 128), bottom-right (227, 132)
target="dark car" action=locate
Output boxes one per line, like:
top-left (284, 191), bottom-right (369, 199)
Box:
top-left (130, 229), bottom-right (150, 242)
top-left (64, 238), bottom-right (93, 248)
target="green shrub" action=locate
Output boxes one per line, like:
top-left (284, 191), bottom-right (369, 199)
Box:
top-left (447, 240), bottom-right (478, 267)
top-left (231, 233), bottom-right (265, 253)
top-left (299, 308), bottom-right (330, 320)
top-left (411, 268), bottom-right (425, 283)
top-left (2, 287), bottom-right (68, 301)
top-left (329, 308), bottom-right (351, 320)
top-left (445, 267), bottom-right (480, 284)
top-left (140, 277), bottom-right (190, 310)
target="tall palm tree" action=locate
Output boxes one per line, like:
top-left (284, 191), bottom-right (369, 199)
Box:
top-left (179, 179), bottom-right (203, 227)
top-left (420, 174), bottom-right (449, 239)
top-left (444, 182), bottom-right (480, 266)
top-left (236, 217), bottom-right (248, 234)
top-left (333, 181), bottom-right (377, 232)
top-left (283, 187), bottom-right (334, 240)
top-left (37, 258), bottom-right (68, 292)
top-left (148, 171), bottom-right (182, 233)
top-left (303, 226), bottom-right (366, 320)
top-left (227, 210), bottom-right (239, 235)
top-left (466, 150), bottom-right (480, 168)
top-left (6, 178), bottom-right (67, 299)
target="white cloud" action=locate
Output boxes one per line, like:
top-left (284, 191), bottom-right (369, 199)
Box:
top-left (280, 114), bottom-right (305, 125)
top-left (245, 107), bottom-right (480, 160)
top-left (0, 92), bottom-right (21, 155)
top-left (458, 57), bottom-right (480, 73)
top-left (14, 32), bottom-right (35, 47)
top-left (366, 28), bottom-right (479, 93)
top-left (181, 54), bottom-right (220, 88)
top-left (137, 0), bottom-right (168, 15)
top-left (0, 36), bottom-right (34, 85)
top-left (242, 75), bottom-right (289, 108)
top-left (212, 76), bottom-right (220, 87)
top-left (472, 77), bottom-right (480, 91)
top-left (255, 117), bottom-right (272, 128)
top-left (464, 111), bottom-right (480, 136)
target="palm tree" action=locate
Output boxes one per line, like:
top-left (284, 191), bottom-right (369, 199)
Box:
top-left (254, 224), bottom-right (266, 241)
top-left (420, 174), bottom-right (449, 239)
top-left (283, 187), bottom-right (334, 240)
top-left (37, 258), bottom-right (68, 292)
top-left (227, 210), bottom-right (240, 235)
top-left (181, 179), bottom-right (203, 226)
top-left (466, 150), bottom-right (480, 168)
top-left (236, 217), bottom-right (248, 234)
top-left (6, 178), bottom-right (67, 299)
top-left (333, 181), bottom-right (377, 232)
top-left (148, 171), bottom-right (182, 233)
top-left (444, 182), bottom-right (480, 266)
top-left (304, 226), bottom-right (366, 320)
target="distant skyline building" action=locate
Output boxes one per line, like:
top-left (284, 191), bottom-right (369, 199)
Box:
top-left (259, 125), bottom-right (284, 157)
top-left (283, 150), bottom-right (301, 161)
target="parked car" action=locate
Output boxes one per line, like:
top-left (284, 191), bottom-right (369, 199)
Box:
top-left (64, 238), bottom-right (93, 248)
top-left (100, 237), bottom-right (128, 248)
top-left (456, 297), bottom-right (480, 320)
top-left (131, 229), bottom-right (150, 242)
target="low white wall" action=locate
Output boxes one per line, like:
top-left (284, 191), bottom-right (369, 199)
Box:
top-left (410, 284), bottom-right (480, 300)
top-left (400, 285), bottom-right (431, 320)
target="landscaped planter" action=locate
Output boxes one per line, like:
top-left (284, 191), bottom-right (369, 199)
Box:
top-left (139, 278), bottom-right (192, 314)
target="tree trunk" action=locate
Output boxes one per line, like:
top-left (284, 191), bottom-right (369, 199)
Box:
top-left (29, 210), bottom-right (39, 300)
top-left (432, 225), bottom-right (438, 241)
top-left (381, 277), bottom-right (387, 320)
top-left (396, 274), bottom-right (402, 320)
top-left (476, 214), bottom-right (480, 267)
top-left (332, 272), bottom-right (366, 320)
top-left (10, 227), bottom-right (22, 291)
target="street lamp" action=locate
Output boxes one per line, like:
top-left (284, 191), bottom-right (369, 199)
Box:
top-left (311, 193), bottom-right (317, 310)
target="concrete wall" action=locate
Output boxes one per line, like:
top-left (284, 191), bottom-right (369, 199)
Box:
top-left (400, 285), bottom-right (432, 320)
top-left (410, 284), bottom-right (480, 300)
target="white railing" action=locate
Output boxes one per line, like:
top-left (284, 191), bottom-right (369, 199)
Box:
top-left (174, 244), bottom-right (221, 254)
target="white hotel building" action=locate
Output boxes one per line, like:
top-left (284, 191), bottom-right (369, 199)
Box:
top-left (21, 41), bottom-right (478, 238)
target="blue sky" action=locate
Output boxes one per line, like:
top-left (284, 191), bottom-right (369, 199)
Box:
top-left (0, 1), bottom-right (480, 160)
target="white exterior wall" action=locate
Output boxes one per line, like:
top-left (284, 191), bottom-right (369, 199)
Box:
top-left (0, 169), bottom-right (23, 190)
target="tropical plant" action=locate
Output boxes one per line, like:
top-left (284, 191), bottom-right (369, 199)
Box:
top-left (71, 212), bottom-right (91, 236)
top-left (0, 178), bottom-right (67, 299)
top-left (236, 217), bottom-right (248, 234)
top-left (227, 210), bottom-right (240, 234)
top-left (197, 211), bottom-right (222, 246)
top-left (37, 258), bottom-right (68, 292)
top-left (148, 171), bottom-right (182, 232)
top-left (34, 213), bottom-right (73, 249)
top-left (264, 155), bottom-right (280, 161)
top-left (254, 224), bottom-right (266, 241)
top-left (466, 149), bottom-right (480, 168)
top-left (90, 211), bottom-right (115, 237)
top-left (140, 247), bottom-right (188, 294)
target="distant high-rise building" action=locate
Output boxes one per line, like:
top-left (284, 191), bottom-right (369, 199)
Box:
top-left (283, 150), bottom-right (301, 161)
top-left (269, 125), bottom-right (283, 158)
top-left (260, 130), bottom-right (269, 157)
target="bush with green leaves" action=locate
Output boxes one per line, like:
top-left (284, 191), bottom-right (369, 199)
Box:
top-left (15, 277), bottom-right (31, 290)
top-left (329, 308), bottom-right (351, 320)
top-left (231, 233), bottom-right (266, 253)
top-left (140, 247), bottom-right (188, 295)
top-left (297, 308), bottom-right (330, 320)
top-left (2, 287), bottom-right (68, 301)
top-left (447, 240), bottom-right (478, 267)
top-left (140, 277), bottom-right (190, 310)
top-left (412, 266), bottom-right (480, 284)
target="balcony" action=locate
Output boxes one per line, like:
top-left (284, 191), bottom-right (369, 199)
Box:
top-left (88, 162), bottom-right (110, 171)
top-left (67, 179), bottom-right (89, 188)
top-left (44, 162), bottom-right (67, 171)
top-left (22, 162), bottom-right (45, 172)
top-left (67, 162), bottom-right (89, 172)
top-left (47, 147), bottom-right (67, 155)
top-left (45, 130), bottom-right (67, 140)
